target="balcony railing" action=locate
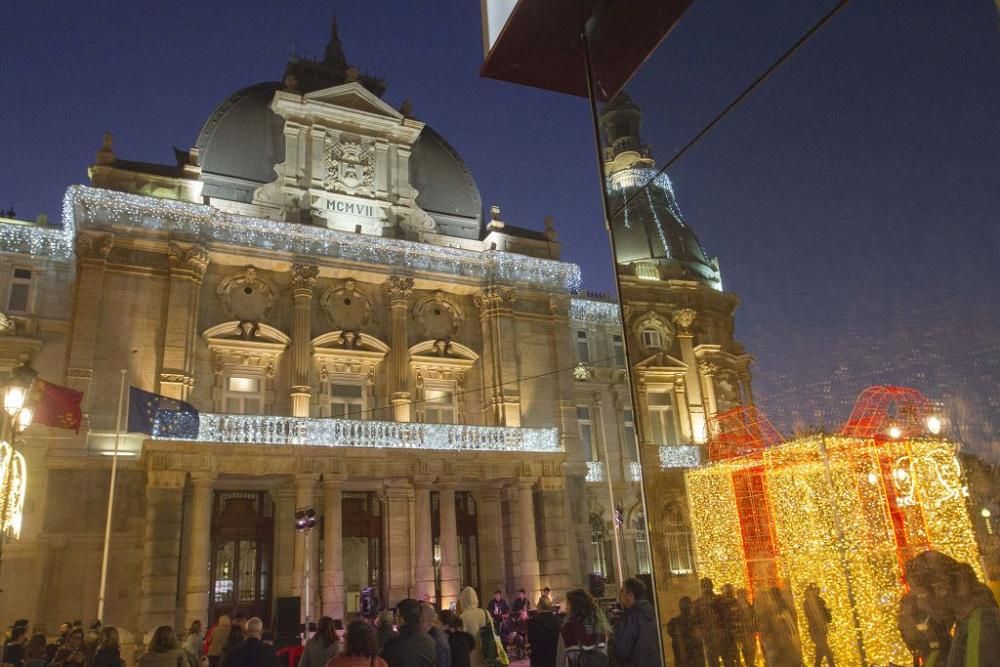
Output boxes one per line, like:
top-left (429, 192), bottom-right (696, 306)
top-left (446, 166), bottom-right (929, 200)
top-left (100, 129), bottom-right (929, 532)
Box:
top-left (659, 445), bottom-right (701, 468)
top-left (152, 413), bottom-right (561, 453)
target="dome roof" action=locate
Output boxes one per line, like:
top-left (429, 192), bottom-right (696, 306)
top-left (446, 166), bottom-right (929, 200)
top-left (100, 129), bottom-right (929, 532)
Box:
top-left (194, 83), bottom-right (482, 235)
top-left (607, 168), bottom-right (721, 288)
top-left (195, 82), bottom-right (285, 203)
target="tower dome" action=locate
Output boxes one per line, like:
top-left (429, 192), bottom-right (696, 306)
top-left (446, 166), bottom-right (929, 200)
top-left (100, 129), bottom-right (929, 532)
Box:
top-left (600, 94), bottom-right (722, 289)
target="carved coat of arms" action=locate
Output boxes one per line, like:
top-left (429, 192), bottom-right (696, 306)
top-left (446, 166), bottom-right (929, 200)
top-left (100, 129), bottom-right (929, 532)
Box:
top-left (324, 139), bottom-right (375, 197)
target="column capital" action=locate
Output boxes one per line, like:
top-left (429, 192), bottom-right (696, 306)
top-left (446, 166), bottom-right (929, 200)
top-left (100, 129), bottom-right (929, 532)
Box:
top-left (698, 361), bottom-right (719, 376)
top-left (514, 476), bottom-right (538, 491)
top-left (190, 472), bottom-right (217, 487)
top-left (291, 263), bottom-right (319, 294)
top-left (672, 308), bottom-right (697, 334)
top-left (75, 231), bottom-right (114, 262)
top-left (148, 470), bottom-right (186, 490)
top-left (322, 473), bottom-right (347, 488)
top-left (383, 275), bottom-right (414, 302)
top-left (294, 472), bottom-right (318, 486)
top-left (435, 479), bottom-right (457, 491)
top-left (168, 242), bottom-right (210, 280)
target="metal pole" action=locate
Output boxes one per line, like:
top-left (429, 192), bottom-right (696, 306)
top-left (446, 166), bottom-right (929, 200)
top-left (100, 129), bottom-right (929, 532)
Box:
top-left (580, 24), bottom-right (667, 655)
top-left (97, 369), bottom-right (128, 622)
top-left (303, 529), bottom-right (312, 644)
top-left (597, 413), bottom-right (625, 585)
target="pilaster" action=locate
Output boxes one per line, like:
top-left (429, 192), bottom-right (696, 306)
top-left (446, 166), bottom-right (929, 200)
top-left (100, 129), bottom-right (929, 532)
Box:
top-left (472, 486), bottom-right (506, 601)
top-left (66, 232), bottom-right (114, 407)
top-left (183, 472), bottom-right (216, 626)
top-left (437, 483), bottom-right (460, 608)
top-left (320, 474), bottom-right (345, 619)
top-left (514, 477), bottom-right (541, 597)
top-left (413, 478), bottom-right (435, 602)
top-left (160, 242), bottom-right (210, 400)
top-left (384, 276), bottom-right (413, 422)
top-left (476, 286), bottom-right (520, 427)
top-left (383, 479), bottom-right (414, 606)
top-left (290, 264), bottom-right (318, 417)
top-left (139, 470), bottom-right (186, 635)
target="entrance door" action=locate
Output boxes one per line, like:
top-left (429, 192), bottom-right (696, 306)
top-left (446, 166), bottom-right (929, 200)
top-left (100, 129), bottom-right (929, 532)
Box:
top-left (342, 492), bottom-right (383, 611)
top-left (432, 491), bottom-right (480, 602)
top-left (209, 492), bottom-right (274, 624)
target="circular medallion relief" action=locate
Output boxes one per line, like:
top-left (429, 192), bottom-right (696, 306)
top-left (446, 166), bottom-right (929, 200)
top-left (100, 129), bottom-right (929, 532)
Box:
top-left (217, 266), bottom-right (276, 322)
top-left (321, 280), bottom-right (373, 332)
top-left (414, 291), bottom-right (463, 341)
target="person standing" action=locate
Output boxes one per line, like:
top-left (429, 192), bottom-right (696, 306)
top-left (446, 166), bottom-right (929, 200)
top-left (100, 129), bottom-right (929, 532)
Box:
top-left (3, 626), bottom-right (27, 667)
top-left (327, 620), bottom-right (388, 667)
top-left (554, 588), bottom-right (609, 667)
top-left (184, 622), bottom-right (204, 665)
top-left (223, 618), bottom-right (277, 667)
top-left (537, 588), bottom-right (552, 610)
top-left (51, 628), bottom-right (88, 667)
top-left (458, 586), bottom-right (495, 667)
top-left (733, 589), bottom-right (756, 667)
top-left (667, 597), bottom-right (702, 667)
top-left (512, 591), bottom-right (530, 617)
top-left (380, 599), bottom-right (437, 667)
top-left (487, 592), bottom-right (509, 636)
top-left (300, 618), bottom-right (339, 667)
top-left (803, 584), bottom-right (834, 667)
top-left (611, 578), bottom-right (661, 667)
top-left (693, 578), bottom-right (736, 667)
top-left (206, 616), bottom-right (232, 667)
top-left (375, 612), bottom-right (397, 654)
top-left (138, 627), bottom-right (197, 667)
top-left (423, 603), bottom-right (452, 667)
top-left (526, 597), bottom-right (562, 667)
top-left (439, 611), bottom-right (475, 667)
top-left (92, 628), bottom-right (123, 667)
top-left (754, 588), bottom-right (803, 667)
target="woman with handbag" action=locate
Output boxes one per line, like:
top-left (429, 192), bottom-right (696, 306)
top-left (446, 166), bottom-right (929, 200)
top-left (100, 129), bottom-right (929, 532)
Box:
top-left (554, 589), bottom-right (609, 667)
top-left (458, 587), bottom-right (509, 667)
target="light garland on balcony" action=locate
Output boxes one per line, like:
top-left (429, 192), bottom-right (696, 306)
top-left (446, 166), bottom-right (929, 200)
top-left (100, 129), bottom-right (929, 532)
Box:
top-left (0, 217), bottom-right (72, 259)
top-left (585, 460), bottom-right (605, 482)
top-left (49, 186), bottom-right (582, 292)
top-left (658, 445), bottom-right (701, 468)
top-left (151, 412), bottom-right (562, 453)
top-left (569, 298), bottom-right (621, 324)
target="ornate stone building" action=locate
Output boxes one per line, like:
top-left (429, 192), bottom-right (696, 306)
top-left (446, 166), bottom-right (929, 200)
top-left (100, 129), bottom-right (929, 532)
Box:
top-left (0, 26), bottom-right (752, 644)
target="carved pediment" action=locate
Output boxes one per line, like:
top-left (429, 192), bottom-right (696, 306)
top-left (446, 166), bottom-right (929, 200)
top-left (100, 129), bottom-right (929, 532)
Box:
top-left (304, 83), bottom-right (405, 119)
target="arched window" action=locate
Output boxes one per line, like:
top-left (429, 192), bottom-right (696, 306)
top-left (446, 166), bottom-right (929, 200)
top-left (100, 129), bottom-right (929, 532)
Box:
top-left (663, 503), bottom-right (694, 575)
top-left (590, 514), bottom-right (612, 581)
top-left (633, 512), bottom-right (652, 575)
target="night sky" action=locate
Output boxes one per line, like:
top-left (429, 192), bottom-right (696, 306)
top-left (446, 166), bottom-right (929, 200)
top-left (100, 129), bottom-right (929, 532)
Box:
top-left (1, 2), bottom-right (998, 457)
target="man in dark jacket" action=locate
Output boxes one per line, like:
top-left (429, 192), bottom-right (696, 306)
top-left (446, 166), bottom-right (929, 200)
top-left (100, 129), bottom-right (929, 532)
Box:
top-left (423, 603), bottom-right (451, 667)
top-left (527, 597), bottom-right (563, 667)
top-left (381, 599), bottom-right (437, 667)
top-left (224, 618), bottom-right (277, 667)
top-left (612, 578), bottom-right (663, 667)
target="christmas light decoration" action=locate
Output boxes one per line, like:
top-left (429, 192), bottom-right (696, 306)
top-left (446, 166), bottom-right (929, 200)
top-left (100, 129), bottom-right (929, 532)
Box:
top-left (41, 186), bottom-right (582, 291)
top-left (0, 441), bottom-right (27, 539)
top-left (585, 461), bottom-right (604, 482)
top-left (569, 298), bottom-right (621, 324)
top-left (658, 445), bottom-right (701, 468)
top-left (687, 388), bottom-right (984, 667)
top-left (151, 412), bottom-right (560, 453)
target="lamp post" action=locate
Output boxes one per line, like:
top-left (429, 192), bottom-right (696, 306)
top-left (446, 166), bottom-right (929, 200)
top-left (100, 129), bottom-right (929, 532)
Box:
top-left (0, 362), bottom-right (37, 619)
top-left (295, 506), bottom-right (317, 644)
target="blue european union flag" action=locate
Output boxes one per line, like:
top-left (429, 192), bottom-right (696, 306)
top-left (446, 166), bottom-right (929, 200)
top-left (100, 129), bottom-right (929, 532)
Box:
top-left (127, 386), bottom-right (200, 438)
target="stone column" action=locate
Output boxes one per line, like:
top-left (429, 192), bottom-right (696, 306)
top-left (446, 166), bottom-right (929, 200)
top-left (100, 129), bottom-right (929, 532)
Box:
top-left (320, 475), bottom-right (345, 619)
top-left (535, 477), bottom-right (572, 595)
top-left (290, 264), bottom-right (318, 417)
top-left (476, 287), bottom-right (520, 426)
top-left (515, 478), bottom-right (541, 597)
top-left (292, 474), bottom-right (318, 622)
top-left (160, 243), bottom-right (210, 400)
top-left (139, 471), bottom-right (186, 635)
top-left (673, 309), bottom-right (706, 442)
top-left (184, 473), bottom-right (215, 626)
top-left (413, 480), bottom-right (435, 601)
top-left (384, 277), bottom-right (413, 422)
top-left (699, 362), bottom-right (720, 419)
top-left (473, 487), bottom-right (506, 599)
top-left (383, 480), bottom-right (413, 606)
top-left (438, 484), bottom-right (460, 608)
top-left (65, 232), bottom-right (114, 409)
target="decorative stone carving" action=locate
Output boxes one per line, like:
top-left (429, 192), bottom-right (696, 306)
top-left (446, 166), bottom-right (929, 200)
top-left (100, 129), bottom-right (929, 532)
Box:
top-left (0, 312), bottom-right (15, 336)
top-left (291, 263), bottom-right (319, 291)
top-left (474, 287), bottom-right (515, 311)
top-left (383, 276), bottom-right (414, 302)
top-left (413, 291), bottom-right (464, 340)
top-left (698, 362), bottom-right (719, 376)
top-left (548, 294), bottom-right (570, 316)
top-left (168, 242), bottom-right (210, 279)
top-left (75, 232), bottom-right (113, 260)
top-left (672, 308), bottom-right (697, 332)
top-left (322, 280), bottom-right (373, 332)
top-left (217, 266), bottom-right (276, 323)
top-left (324, 137), bottom-right (375, 197)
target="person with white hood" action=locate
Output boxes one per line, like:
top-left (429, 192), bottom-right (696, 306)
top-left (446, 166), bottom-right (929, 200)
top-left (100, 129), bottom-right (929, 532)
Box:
top-left (458, 586), bottom-right (496, 667)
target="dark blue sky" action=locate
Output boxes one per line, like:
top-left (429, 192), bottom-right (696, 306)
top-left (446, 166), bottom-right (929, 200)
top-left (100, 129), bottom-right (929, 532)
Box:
top-left (1, 1), bottom-right (998, 455)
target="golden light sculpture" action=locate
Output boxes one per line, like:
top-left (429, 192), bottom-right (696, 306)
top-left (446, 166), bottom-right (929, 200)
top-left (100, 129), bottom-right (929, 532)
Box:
top-left (0, 440), bottom-right (27, 539)
top-left (686, 387), bottom-right (984, 667)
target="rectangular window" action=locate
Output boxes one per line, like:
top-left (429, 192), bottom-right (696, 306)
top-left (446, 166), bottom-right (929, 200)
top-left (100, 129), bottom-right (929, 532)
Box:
top-left (7, 267), bottom-right (32, 313)
top-left (648, 391), bottom-right (679, 446)
top-left (622, 408), bottom-right (638, 462)
top-left (577, 405), bottom-right (595, 461)
top-left (327, 382), bottom-right (364, 419)
top-left (641, 329), bottom-right (662, 349)
top-left (224, 374), bottom-right (264, 415)
top-left (576, 330), bottom-right (591, 364)
top-left (612, 334), bottom-right (625, 366)
top-left (424, 384), bottom-right (456, 424)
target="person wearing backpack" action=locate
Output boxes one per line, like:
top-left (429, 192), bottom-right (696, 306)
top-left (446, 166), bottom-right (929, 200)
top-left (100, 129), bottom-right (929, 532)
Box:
top-left (554, 589), bottom-right (609, 667)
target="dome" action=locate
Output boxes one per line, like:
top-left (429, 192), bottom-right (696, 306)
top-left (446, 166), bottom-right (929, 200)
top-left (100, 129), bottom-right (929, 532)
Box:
top-left (195, 82), bottom-right (285, 203)
top-left (607, 168), bottom-right (721, 288)
top-left (409, 126), bottom-right (483, 239)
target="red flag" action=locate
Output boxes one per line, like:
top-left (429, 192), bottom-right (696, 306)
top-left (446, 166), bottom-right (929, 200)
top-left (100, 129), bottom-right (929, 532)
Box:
top-left (31, 379), bottom-right (83, 432)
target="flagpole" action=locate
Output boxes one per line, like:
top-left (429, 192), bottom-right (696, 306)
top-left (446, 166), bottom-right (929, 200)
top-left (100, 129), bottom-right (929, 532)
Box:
top-left (97, 369), bottom-right (127, 623)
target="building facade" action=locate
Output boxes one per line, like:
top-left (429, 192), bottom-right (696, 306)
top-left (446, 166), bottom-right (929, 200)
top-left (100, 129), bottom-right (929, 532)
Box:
top-left (0, 25), bottom-right (753, 643)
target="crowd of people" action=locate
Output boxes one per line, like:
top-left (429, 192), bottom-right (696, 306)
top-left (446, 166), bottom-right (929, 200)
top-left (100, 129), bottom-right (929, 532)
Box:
top-left (4, 554), bottom-right (995, 667)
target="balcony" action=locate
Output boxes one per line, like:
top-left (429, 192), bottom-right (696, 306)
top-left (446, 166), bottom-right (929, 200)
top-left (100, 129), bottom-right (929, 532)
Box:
top-left (151, 413), bottom-right (561, 454)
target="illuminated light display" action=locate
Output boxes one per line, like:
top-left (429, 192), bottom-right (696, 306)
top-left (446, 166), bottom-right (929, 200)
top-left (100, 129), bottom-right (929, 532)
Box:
top-left (585, 461), bottom-right (605, 482)
top-left (0, 441), bottom-right (28, 539)
top-left (687, 388), bottom-right (984, 667)
top-left (151, 412), bottom-right (561, 453)
top-left (658, 445), bottom-right (701, 468)
top-left (569, 298), bottom-right (621, 323)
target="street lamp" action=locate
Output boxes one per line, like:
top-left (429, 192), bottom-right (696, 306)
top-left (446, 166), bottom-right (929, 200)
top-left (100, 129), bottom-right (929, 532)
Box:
top-left (1, 362), bottom-right (37, 537)
top-left (295, 506), bottom-right (317, 644)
